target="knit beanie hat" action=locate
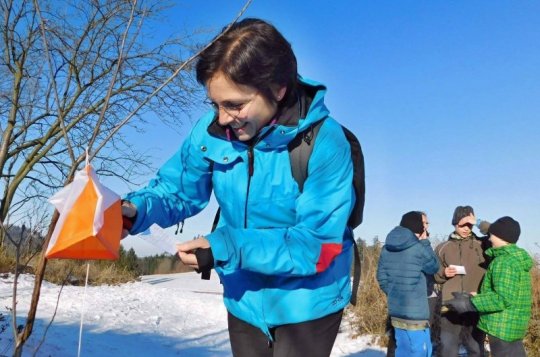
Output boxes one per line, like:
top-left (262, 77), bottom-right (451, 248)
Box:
top-left (452, 205), bottom-right (475, 225)
top-left (488, 216), bottom-right (521, 243)
top-left (400, 211), bottom-right (424, 234)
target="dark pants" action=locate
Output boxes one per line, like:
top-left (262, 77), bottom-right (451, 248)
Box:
top-left (428, 296), bottom-right (441, 353)
top-left (488, 334), bottom-right (526, 357)
top-left (438, 311), bottom-right (485, 357)
top-left (228, 309), bottom-right (343, 357)
top-left (386, 296), bottom-right (439, 357)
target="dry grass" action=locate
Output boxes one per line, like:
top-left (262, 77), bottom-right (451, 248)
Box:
top-left (347, 241), bottom-right (388, 346)
top-left (524, 254), bottom-right (540, 355)
top-left (0, 247), bottom-right (36, 274)
top-left (0, 251), bottom-right (138, 286)
top-left (0, 246), bottom-right (16, 273)
top-left (1, 246), bottom-right (191, 285)
top-left (44, 259), bottom-right (138, 285)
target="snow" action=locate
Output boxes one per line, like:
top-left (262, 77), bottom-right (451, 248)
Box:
top-left (0, 272), bottom-right (386, 356)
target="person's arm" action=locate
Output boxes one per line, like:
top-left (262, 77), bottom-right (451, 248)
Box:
top-left (207, 118), bottom-right (354, 276)
top-left (471, 258), bottom-right (519, 313)
top-left (433, 242), bottom-right (459, 283)
top-left (420, 240), bottom-right (440, 275)
top-left (124, 117), bottom-right (213, 234)
top-left (376, 250), bottom-right (389, 295)
top-left (476, 219), bottom-right (491, 236)
top-left (433, 244), bottom-right (449, 283)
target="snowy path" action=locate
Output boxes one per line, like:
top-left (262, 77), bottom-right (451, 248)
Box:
top-left (0, 272), bottom-right (385, 357)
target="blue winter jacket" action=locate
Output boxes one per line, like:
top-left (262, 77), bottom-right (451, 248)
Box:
top-left (377, 226), bottom-right (440, 321)
top-left (125, 78), bottom-right (355, 338)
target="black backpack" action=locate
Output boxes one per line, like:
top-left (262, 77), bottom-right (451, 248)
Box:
top-left (288, 119), bottom-right (365, 228)
top-left (288, 119), bottom-right (365, 305)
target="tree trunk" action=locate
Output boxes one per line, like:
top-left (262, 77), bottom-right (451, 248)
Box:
top-left (15, 210), bottom-right (58, 351)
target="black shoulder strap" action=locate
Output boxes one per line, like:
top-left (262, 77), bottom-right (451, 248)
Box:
top-left (341, 126), bottom-right (365, 228)
top-left (196, 206), bottom-right (222, 281)
top-left (350, 239), bottom-right (361, 306)
top-left (288, 120), bottom-right (325, 192)
top-left (288, 120), bottom-right (362, 306)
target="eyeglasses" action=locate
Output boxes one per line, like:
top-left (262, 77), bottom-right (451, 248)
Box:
top-left (457, 223), bottom-right (473, 229)
top-left (204, 94), bottom-right (257, 118)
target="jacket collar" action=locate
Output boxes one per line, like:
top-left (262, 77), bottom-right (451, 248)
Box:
top-left (449, 232), bottom-right (478, 241)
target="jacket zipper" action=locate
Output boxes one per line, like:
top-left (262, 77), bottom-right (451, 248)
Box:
top-left (244, 144), bottom-right (271, 341)
top-left (244, 146), bottom-right (254, 228)
top-left (241, 128), bottom-right (276, 338)
top-left (242, 126), bottom-right (276, 229)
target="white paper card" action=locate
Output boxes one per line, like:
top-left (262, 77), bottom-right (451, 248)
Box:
top-left (449, 264), bottom-right (466, 275)
top-left (137, 225), bottom-right (181, 255)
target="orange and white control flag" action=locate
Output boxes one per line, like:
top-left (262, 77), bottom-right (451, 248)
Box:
top-left (46, 165), bottom-right (122, 260)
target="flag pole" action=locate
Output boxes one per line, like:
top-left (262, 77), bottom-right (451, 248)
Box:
top-left (78, 262), bottom-right (90, 357)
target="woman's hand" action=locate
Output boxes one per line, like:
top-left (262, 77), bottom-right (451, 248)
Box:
top-left (176, 236), bottom-right (210, 269)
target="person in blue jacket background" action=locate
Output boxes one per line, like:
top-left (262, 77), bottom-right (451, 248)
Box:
top-left (377, 211), bottom-right (440, 357)
top-left (121, 18), bottom-right (356, 357)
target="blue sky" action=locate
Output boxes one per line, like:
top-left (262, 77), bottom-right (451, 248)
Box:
top-left (121, 1), bottom-right (540, 255)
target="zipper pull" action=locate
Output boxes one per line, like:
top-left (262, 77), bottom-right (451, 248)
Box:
top-left (247, 148), bottom-right (254, 177)
top-left (175, 220), bottom-right (184, 234)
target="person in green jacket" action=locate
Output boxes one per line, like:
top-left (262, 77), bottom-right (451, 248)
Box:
top-left (446, 216), bottom-right (533, 357)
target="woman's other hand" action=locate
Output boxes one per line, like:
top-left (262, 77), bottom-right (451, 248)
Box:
top-left (177, 236), bottom-right (210, 269)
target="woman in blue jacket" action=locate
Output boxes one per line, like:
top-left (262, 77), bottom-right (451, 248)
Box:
top-left (122, 18), bottom-right (356, 357)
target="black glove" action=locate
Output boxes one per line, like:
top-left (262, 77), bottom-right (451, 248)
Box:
top-left (194, 248), bottom-right (214, 280)
top-left (446, 292), bottom-right (476, 314)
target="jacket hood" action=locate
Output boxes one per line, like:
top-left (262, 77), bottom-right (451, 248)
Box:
top-left (487, 244), bottom-right (534, 272)
top-left (384, 226), bottom-right (419, 252)
top-left (199, 77), bottom-right (329, 163)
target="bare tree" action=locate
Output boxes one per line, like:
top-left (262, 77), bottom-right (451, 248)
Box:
top-left (0, 0), bottom-right (201, 241)
top-left (0, 0), bottom-right (252, 354)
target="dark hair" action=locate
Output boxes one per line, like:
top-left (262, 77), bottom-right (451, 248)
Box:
top-left (400, 211), bottom-right (424, 234)
top-left (196, 18), bottom-right (298, 105)
top-left (451, 205), bottom-right (474, 225)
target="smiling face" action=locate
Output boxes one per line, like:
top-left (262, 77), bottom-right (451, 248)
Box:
top-left (206, 72), bottom-right (285, 141)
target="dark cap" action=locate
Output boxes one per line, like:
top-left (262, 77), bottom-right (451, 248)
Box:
top-left (400, 211), bottom-right (424, 234)
top-left (452, 205), bottom-right (475, 225)
top-left (488, 216), bottom-right (521, 243)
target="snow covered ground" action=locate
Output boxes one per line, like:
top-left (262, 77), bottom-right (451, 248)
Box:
top-left (0, 272), bottom-right (385, 357)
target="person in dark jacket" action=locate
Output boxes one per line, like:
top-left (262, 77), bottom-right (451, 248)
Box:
top-left (121, 18), bottom-right (357, 357)
top-left (377, 211), bottom-right (440, 357)
top-left (385, 211), bottom-right (439, 357)
top-left (434, 205), bottom-right (489, 357)
top-left (446, 216), bottom-right (532, 357)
